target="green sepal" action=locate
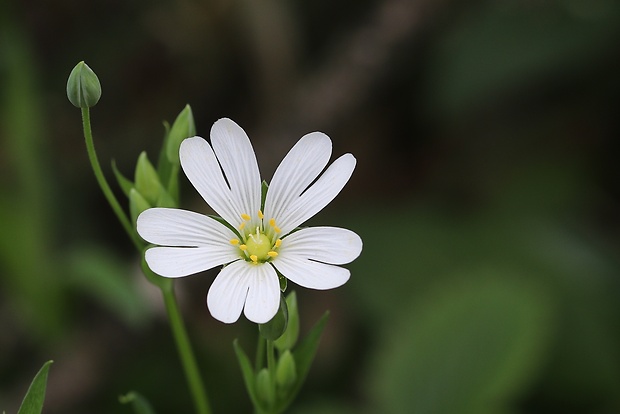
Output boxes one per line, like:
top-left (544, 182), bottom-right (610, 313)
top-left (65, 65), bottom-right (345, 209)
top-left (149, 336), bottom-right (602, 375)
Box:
top-left (233, 339), bottom-right (263, 411)
top-left (17, 360), bottom-right (53, 414)
top-left (140, 251), bottom-right (172, 289)
top-left (111, 159), bottom-right (134, 198)
top-left (278, 274), bottom-right (287, 292)
top-left (259, 295), bottom-right (289, 341)
top-left (119, 391), bottom-right (156, 414)
top-left (274, 312), bottom-right (330, 413)
top-left (129, 188), bottom-right (151, 228)
top-left (166, 104), bottom-right (195, 165)
top-left (134, 152), bottom-right (161, 205)
top-left (274, 291), bottom-right (299, 351)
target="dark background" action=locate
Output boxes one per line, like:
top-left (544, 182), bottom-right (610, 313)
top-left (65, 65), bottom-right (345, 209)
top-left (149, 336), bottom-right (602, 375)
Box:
top-left (1, 0), bottom-right (620, 413)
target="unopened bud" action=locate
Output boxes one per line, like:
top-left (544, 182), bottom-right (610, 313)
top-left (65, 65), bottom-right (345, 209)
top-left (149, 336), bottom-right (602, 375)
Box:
top-left (255, 368), bottom-right (275, 408)
top-left (276, 350), bottom-right (297, 392)
top-left (66, 61), bottom-right (101, 108)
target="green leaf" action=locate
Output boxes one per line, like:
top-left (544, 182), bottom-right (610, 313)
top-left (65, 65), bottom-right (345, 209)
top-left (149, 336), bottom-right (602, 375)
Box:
top-left (17, 360), bottom-right (53, 414)
top-left (119, 391), bottom-right (156, 414)
top-left (134, 152), bottom-right (162, 205)
top-left (166, 104), bottom-right (195, 164)
top-left (274, 312), bottom-right (329, 413)
top-left (233, 339), bottom-right (263, 411)
top-left (111, 159), bottom-right (135, 198)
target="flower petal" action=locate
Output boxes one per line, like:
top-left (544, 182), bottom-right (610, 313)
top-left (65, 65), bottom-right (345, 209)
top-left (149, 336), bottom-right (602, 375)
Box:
top-left (279, 226), bottom-right (362, 265)
top-left (137, 208), bottom-right (238, 247)
top-left (145, 247), bottom-right (239, 278)
top-left (210, 118), bottom-right (262, 227)
top-left (275, 153), bottom-right (356, 234)
top-left (263, 132), bottom-right (332, 233)
top-left (243, 264), bottom-right (281, 324)
top-left (207, 260), bottom-right (251, 323)
top-left (272, 256), bottom-right (350, 290)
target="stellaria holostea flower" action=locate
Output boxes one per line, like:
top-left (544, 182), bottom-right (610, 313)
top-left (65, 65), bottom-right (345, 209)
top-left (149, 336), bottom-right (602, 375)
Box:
top-left (137, 118), bottom-right (362, 324)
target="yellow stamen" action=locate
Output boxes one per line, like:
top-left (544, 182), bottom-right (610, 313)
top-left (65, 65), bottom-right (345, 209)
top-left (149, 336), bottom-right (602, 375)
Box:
top-left (258, 210), bottom-right (264, 219)
top-left (267, 251), bottom-right (278, 258)
top-left (241, 213), bottom-right (251, 221)
top-left (239, 244), bottom-right (247, 251)
top-left (239, 222), bottom-right (246, 230)
top-left (274, 239), bottom-right (282, 248)
top-left (250, 255), bottom-right (258, 263)
top-left (230, 239), bottom-right (240, 245)
top-left (269, 218), bottom-right (282, 233)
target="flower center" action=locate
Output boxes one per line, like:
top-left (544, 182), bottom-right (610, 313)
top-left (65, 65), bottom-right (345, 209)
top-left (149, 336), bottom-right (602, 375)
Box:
top-left (230, 210), bottom-right (282, 264)
top-left (246, 232), bottom-right (271, 261)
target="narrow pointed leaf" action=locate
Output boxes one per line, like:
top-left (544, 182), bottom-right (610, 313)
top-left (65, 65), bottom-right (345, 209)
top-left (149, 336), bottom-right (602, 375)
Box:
top-left (112, 159), bottom-right (135, 197)
top-left (233, 339), bottom-right (263, 411)
top-left (17, 360), bottom-right (53, 414)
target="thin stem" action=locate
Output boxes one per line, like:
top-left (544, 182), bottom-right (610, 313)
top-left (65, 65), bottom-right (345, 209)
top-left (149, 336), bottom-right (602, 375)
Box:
top-left (161, 278), bottom-right (212, 414)
top-left (81, 107), bottom-right (143, 250)
top-left (266, 340), bottom-right (277, 390)
top-left (255, 336), bottom-right (266, 372)
top-left (82, 107), bottom-right (211, 414)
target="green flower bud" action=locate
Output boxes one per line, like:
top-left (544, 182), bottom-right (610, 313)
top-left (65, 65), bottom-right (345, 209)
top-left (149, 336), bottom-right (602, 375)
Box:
top-left (255, 368), bottom-right (275, 408)
top-left (129, 188), bottom-right (151, 227)
top-left (134, 152), bottom-right (161, 205)
top-left (166, 105), bottom-right (195, 164)
top-left (276, 350), bottom-right (297, 393)
top-left (66, 61), bottom-right (101, 108)
top-left (274, 291), bottom-right (299, 351)
top-left (259, 294), bottom-right (288, 341)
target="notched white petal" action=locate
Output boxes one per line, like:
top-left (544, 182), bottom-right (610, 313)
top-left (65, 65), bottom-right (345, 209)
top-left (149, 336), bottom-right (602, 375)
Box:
top-left (243, 264), bottom-right (280, 324)
top-left (145, 246), bottom-right (238, 278)
top-left (179, 137), bottom-right (241, 227)
top-left (276, 153), bottom-right (356, 234)
top-left (264, 132), bottom-right (332, 229)
top-left (273, 256), bottom-right (350, 290)
top-left (137, 207), bottom-right (238, 247)
top-left (210, 119), bottom-right (261, 224)
top-left (207, 260), bottom-right (251, 323)
top-left (279, 226), bottom-right (362, 265)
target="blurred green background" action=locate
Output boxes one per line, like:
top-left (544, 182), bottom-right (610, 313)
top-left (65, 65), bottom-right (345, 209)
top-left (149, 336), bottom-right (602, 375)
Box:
top-left (2, 0), bottom-right (620, 413)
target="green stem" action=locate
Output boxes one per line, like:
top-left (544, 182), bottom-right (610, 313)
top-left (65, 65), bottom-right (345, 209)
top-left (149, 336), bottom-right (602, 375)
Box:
top-left (255, 336), bottom-right (266, 372)
top-left (160, 278), bottom-right (212, 414)
top-left (81, 107), bottom-right (143, 250)
top-left (266, 340), bottom-right (277, 391)
top-left (82, 108), bottom-right (211, 414)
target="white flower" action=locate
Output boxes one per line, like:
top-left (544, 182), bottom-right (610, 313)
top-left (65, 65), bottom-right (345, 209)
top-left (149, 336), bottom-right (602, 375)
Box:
top-left (137, 118), bottom-right (362, 324)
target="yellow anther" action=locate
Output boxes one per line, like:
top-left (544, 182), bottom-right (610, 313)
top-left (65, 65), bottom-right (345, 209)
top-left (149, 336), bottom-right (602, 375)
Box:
top-left (241, 213), bottom-right (251, 221)
top-left (269, 218), bottom-right (282, 233)
top-left (274, 239), bottom-right (282, 248)
top-left (239, 244), bottom-right (247, 251)
top-left (258, 210), bottom-right (264, 219)
top-left (239, 222), bottom-right (246, 230)
top-left (267, 251), bottom-right (278, 258)
top-left (230, 239), bottom-right (240, 245)
top-left (250, 255), bottom-right (258, 263)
